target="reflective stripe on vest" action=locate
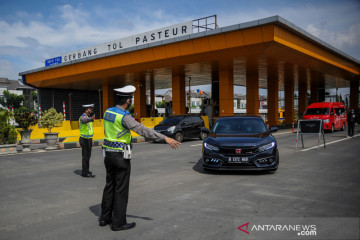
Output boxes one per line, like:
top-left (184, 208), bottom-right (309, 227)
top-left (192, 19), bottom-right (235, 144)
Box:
top-left (103, 139), bottom-right (127, 149)
top-left (79, 114), bottom-right (94, 139)
top-left (102, 107), bottom-right (132, 150)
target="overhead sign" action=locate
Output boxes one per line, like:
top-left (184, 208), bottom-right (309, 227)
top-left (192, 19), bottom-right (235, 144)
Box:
top-left (45, 21), bottom-right (193, 66)
top-left (45, 56), bottom-right (62, 66)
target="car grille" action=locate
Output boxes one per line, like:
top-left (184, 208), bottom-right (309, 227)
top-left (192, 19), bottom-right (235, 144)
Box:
top-left (222, 162), bottom-right (255, 167)
top-left (219, 146), bottom-right (257, 156)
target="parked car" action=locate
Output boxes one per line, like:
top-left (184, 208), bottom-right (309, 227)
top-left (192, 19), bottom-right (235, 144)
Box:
top-left (202, 116), bottom-right (279, 171)
top-left (302, 102), bottom-right (347, 132)
top-left (153, 115), bottom-right (208, 142)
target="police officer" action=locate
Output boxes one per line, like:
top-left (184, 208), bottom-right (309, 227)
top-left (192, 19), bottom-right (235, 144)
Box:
top-left (79, 104), bottom-right (96, 178)
top-left (99, 85), bottom-right (180, 231)
top-left (347, 109), bottom-right (357, 137)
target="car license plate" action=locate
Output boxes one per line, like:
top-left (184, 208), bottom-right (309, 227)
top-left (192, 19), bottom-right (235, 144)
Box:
top-left (228, 157), bottom-right (248, 163)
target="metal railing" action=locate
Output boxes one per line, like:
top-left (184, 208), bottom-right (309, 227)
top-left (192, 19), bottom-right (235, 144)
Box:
top-left (192, 15), bottom-right (218, 33)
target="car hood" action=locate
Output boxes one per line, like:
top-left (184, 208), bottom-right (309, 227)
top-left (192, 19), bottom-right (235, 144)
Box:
top-left (206, 132), bottom-right (272, 147)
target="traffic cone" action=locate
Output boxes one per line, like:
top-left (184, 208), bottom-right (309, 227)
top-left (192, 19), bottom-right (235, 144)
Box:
top-left (292, 122), bottom-right (295, 133)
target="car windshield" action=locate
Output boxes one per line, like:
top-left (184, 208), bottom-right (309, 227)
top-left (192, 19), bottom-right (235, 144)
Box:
top-left (160, 116), bottom-right (183, 126)
top-left (304, 108), bottom-right (329, 115)
top-left (212, 118), bottom-right (267, 134)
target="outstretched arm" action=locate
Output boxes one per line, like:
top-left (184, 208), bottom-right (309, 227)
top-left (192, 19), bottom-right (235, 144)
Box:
top-left (122, 115), bottom-right (181, 149)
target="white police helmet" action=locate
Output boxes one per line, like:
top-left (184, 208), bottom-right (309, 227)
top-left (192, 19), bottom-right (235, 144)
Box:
top-left (114, 85), bottom-right (136, 96)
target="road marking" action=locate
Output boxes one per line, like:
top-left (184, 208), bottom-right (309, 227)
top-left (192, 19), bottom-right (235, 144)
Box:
top-left (190, 144), bottom-right (203, 147)
top-left (301, 134), bottom-right (360, 152)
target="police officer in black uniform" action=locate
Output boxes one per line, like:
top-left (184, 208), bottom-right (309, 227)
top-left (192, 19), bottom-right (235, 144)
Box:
top-left (99, 86), bottom-right (180, 231)
top-left (347, 109), bottom-right (357, 137)
top-left (79, 104), bottom-right (96, 178)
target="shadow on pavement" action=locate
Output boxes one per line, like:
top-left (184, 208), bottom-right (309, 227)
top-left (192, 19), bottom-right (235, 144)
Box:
top-left (73, 170), bottom-right (82, 176)
top-left (192, 158), bottom-right (274, 176)
top-left (89, 204), bottom-right (154, 220)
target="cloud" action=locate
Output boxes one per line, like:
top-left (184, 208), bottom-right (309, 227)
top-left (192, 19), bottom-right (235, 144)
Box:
top-left (0, 59), bottom-right (18, 80)
top-left (306, 23), bottom-right (360, 48)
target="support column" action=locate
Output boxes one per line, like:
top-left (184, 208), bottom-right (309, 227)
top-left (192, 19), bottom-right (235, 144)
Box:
top-left (298, 67), bottom-right (308, 116)
top-left (150, 72), bottom-right (155, 117)
top-left (267, 60), bottom-right (279, 125)
top-left (310, 71), bottom-right (319, 104)
top-left (284, 63), bottom-right (294, 124)
top-left (211, 70), bottom-right (219, 126)
top-left (102, 83), bottom-right (114, 116)
top-left (219, 64), bottom-right (234, 116)
top-left (318, 74), bottom-right (325, 102)
top-left (350, 76), bottom-right (359, 111)
top-left (172, 67), bottom-right (186, 115)
top-left (134, 73), bottom-right (146, 122)
top-left (246, 57), bottom-right (259, 116)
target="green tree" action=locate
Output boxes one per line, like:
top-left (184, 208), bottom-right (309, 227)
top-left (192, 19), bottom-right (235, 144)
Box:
top-left (32, 91), bottom-right (38, 104)
top-left (155, 101), bottom-right (165, 108)
top-left (0, 90), bottom-right (25, 109)
top-left (0, 109), bottom-right (17, 144)
top-left (38, 108), bottom-right (63, 132)
top-left (14, 111), bottom-right (38, 130)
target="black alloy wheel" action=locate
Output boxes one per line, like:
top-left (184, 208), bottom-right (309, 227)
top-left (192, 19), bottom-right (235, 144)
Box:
top-left (175, 132), bottom-right (183, 142)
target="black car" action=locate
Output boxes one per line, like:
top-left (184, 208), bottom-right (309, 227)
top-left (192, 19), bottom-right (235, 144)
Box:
top-left (154, 115), bottom-right (208, 142)
top-left (202, 116), bottom-right (279, 171)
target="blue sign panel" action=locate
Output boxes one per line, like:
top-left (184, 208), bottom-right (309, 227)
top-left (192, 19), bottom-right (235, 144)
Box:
top-left (45, 56), bottom-right (62, 66)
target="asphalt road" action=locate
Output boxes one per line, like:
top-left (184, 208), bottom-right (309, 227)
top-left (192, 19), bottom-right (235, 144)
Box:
top-left (0, 126), bottom-right (359, 240)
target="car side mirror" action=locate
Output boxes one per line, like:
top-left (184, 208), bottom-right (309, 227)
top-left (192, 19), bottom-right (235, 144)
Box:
top-left (270, 127), bottom-right (279, 133)
top-left (201, 127), bottom-right (210, 134)
top-left (182, 121), bottom-right (188, 126)
top-left (330, 112), bottom-right (334, 116)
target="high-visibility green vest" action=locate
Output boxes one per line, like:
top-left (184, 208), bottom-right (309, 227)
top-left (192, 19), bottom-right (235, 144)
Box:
top-left (102, 107), bottom-right (131, 150)
top-left (79, 114), bottom-right (94, 139)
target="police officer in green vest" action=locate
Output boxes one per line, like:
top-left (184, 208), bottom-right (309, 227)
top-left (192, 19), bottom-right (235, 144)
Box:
top-left (79, 104), bottom-right (96, 178)
top-left (99, 85), bottom-right (180, 231)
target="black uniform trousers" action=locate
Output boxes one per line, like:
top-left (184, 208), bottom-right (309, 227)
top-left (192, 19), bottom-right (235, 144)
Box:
top-left (79, 137), bottom-right (92, 175)
top-left (100, 151), bottom-right (131, 227)
top-left (348, 122), bottom-right (355, 136)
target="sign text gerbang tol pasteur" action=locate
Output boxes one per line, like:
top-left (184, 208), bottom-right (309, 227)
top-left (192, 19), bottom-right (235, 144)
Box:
top-left (45, 21), bottom-right (193, 66)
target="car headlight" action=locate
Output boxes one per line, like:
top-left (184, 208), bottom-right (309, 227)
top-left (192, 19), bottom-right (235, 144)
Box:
top-left (323, 119), bottom-right (330, 123)
top-left (258, 142), bottom-right (275, 152)
top-left (167, 126), bottom-right (175, 133)
top-left (204, 142), bottom-right (219, 151)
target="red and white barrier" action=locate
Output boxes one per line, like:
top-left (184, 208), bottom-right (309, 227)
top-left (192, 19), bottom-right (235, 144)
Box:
top-left (11, 107), bottom-right (14, 125)
top-left (63, 102), bottom-right (66, 121)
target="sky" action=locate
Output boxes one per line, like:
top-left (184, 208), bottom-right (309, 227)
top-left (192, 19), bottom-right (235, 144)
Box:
top-left (0, 0), bottom-right (359, 94)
